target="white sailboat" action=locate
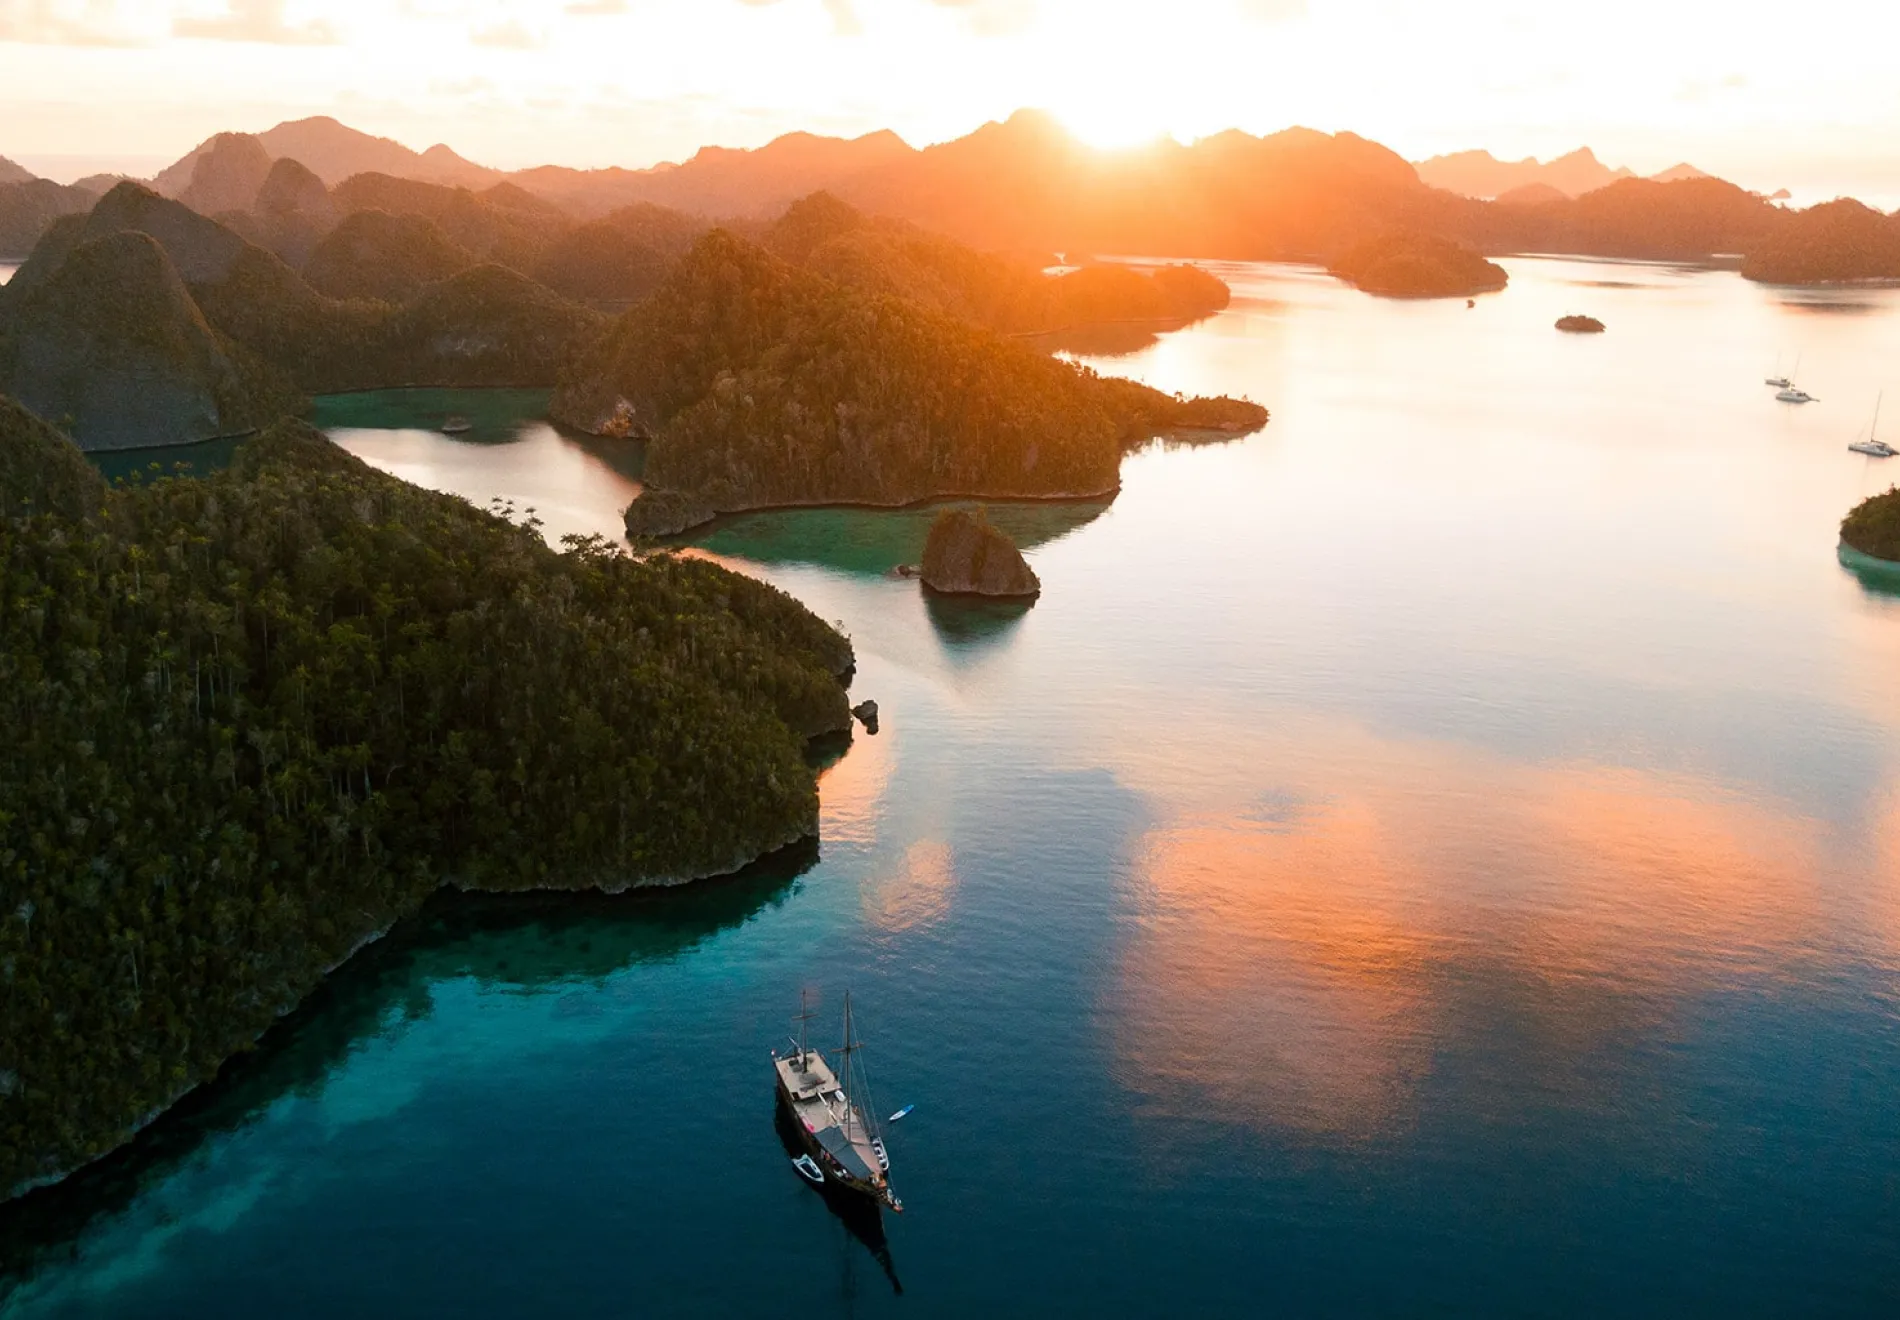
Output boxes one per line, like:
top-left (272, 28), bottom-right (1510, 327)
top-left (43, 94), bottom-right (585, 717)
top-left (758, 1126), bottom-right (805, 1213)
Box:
top-left (1849, 393), bottom-right (1895, 457)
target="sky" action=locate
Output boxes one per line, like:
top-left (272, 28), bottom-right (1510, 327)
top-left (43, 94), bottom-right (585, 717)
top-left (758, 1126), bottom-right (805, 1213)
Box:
top-left (2, 0), bottom-right (1898, 203)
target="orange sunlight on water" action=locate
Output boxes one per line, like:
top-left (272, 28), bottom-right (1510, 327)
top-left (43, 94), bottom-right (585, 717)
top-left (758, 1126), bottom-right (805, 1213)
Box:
top-left (1107, 726), bottom-right (1891, 1144)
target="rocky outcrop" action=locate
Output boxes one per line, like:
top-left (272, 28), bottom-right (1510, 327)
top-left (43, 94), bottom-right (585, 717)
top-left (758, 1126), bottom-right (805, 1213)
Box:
top-left (920, 507), bottom-right (1041, 598)
top-left (1556, 314), bottom-right (1605, 333)
top-left (177, 132), bottom-right (275, 217)
top-left (623, 488), bottom-right (717, 538)
top-left (0, 231), bottom-right (296, 449)
top-left (851, 699), bottom-right (879, 734)
top-left (249, 157), bottom-right (338, 267)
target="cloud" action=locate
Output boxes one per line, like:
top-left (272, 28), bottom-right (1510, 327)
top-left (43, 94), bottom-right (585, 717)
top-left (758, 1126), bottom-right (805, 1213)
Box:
top-left (471, 17), bottom-right (544, 47)
top-left (929, 0), bottom-right (1034, 37)
top-left (173, 0), bottom-right (339, 44)
top-left (1236, 0), bottom-right (1306, 19)
top-left (0, 0), bottom-right (152, 45)
top-left (735, 0), bottom-right (860, 37)
top-left (564, 0), bottom-right (626, 12)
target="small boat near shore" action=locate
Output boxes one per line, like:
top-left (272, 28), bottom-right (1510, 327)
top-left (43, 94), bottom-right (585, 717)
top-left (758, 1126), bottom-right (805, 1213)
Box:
top-left (440, 416), bottom-right (473, 435)
top-left (773, 993), bottom-right (902, 1213)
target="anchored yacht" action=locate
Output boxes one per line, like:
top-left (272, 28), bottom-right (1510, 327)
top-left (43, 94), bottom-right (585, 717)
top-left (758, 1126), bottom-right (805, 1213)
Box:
top-left (773, 993), bottom-right (902, 1213)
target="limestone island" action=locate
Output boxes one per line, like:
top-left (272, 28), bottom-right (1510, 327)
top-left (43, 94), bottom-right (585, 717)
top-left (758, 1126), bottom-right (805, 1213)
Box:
top-left (920, 507), bottom-right (1041, 598)
top-left (1556, 314), bottom-right (1605, 333)
top-left (559, 229), bottom-right (1268, 537)
top-left (1327, 233), bottom-right (1509, 299)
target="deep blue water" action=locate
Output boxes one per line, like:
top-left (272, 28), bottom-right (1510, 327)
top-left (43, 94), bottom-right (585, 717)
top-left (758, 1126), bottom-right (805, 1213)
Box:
top-left (6, 258), bottom-right (1900, 1316)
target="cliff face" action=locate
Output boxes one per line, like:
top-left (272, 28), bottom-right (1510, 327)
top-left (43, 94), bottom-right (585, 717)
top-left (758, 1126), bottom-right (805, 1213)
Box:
top-left (0, 231), bottom-right (293, 449)
top-left (920, 507), bottom-right (1042, 597)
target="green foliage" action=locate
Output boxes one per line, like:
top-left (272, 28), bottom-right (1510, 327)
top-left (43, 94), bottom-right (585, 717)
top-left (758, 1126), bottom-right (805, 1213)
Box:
top-left (557, 230), bottom-right (1127, 511)
top-left (303, 210), bottom-right (476, 302)
top-left (557, 229), bottom-right (1265, 518)
top-left (4, 183), bottom-right (598, 403)
top-left (0, 231), bottom-right (302, 449)
top-left (0, 413), bottom-right (851, 1198)
top-left (1840, 488), bottom-right (1900, 561)
top-left (0, 396), bottom-right (106, 520)
top-left (1329, 232), bottom-right (1509, 298)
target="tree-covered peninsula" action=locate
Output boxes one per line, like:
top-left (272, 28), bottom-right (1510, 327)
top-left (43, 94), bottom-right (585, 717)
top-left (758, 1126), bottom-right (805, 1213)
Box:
top-left (0, 404), bottom-right (854, 1201)
top-left (553, 230), bottom-right (1266, 535)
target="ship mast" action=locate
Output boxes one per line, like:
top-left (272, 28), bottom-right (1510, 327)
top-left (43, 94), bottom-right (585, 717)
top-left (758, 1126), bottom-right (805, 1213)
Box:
top-left (794, 989), bottom-right (816, 1068)
top-left (840, 991), bottom-right (856, 1142)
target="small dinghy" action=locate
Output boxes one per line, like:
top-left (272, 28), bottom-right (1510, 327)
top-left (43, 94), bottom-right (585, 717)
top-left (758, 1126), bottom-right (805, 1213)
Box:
top-left (887, 1105), bottom-right (914, 1123)
top-left (441, 416), bottom-right (473, 435)
top-left (792, 1154), bottom-right (825, 1185)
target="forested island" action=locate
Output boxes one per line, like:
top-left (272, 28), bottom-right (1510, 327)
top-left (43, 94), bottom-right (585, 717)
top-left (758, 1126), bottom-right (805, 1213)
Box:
top-left (0, 401), bottom-right (854, 1202)
top-left (1327, 233), bottom-right (1509, 298)
top-left (552, 229), bottom-right (1266, 536)
top-left (1840, 488), bottom-right (1900, 562)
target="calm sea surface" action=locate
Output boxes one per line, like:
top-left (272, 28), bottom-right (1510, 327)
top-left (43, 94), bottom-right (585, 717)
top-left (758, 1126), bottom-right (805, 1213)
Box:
top-left (6, 258), bottom-right (1900, 1316)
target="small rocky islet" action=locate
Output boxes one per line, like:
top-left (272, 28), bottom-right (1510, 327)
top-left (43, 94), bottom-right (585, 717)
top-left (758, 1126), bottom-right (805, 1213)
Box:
top-left (918, 507), bottom-right (1042, 598)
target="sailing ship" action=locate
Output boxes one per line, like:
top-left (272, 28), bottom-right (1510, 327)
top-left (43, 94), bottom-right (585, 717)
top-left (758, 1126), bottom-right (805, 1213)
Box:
top-left (773, 993), bottom-right (902, 1213)
top-left (1849, 393), bottom-right (1895, 457)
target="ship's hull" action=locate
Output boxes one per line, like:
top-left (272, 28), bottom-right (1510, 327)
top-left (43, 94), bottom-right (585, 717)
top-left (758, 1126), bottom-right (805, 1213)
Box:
top-left (774, 1084), bottom-right (890, 1206)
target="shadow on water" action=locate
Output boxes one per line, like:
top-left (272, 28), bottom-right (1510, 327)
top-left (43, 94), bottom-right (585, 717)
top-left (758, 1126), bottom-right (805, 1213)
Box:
top-left (772, 1102), bottom-right (903, 1297)
top-left (83, 389), bottom-right (592, 486)
top-left (307, 388), bottom-right (554, 445)
top-left (88, 434), bottom-right (244, 485)
top-left (0, 840), bottom-right (818, 1290)
top-left (684, 498), bottom-right (1110, 579)
top-left (923, 591), bottom-right (1034, 656)
top-left (1838, 542), bottom-right (1900, 599)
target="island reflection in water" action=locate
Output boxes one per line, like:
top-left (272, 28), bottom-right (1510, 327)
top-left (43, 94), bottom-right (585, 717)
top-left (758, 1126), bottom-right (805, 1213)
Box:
top-left (8, 256), bottom-right (1900, 1315)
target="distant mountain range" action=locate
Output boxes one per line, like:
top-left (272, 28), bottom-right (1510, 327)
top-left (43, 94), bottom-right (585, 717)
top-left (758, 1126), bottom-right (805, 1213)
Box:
top-left (1414, 147), bottom-right (1715, 200)
top-left (2, 111), bottom-right (1889, 278)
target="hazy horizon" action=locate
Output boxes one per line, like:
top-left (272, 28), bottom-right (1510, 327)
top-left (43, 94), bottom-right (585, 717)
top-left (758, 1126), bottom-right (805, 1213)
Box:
top-left (3, 0), bottom-right (1899, 207)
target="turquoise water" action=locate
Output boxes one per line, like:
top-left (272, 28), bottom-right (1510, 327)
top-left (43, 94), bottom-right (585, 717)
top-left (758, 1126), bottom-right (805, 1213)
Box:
top-left (7, 258), bottom-right (1900, 1315)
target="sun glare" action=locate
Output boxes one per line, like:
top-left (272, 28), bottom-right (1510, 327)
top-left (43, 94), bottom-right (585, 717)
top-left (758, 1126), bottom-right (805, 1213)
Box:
top-left (1055, 103), bottom-right (1178, 152)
